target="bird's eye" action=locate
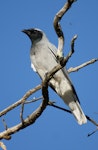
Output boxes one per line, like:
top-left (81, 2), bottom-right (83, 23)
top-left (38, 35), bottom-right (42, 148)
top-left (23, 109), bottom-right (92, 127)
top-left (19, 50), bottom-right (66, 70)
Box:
top-left (32, 30), bottom-right (37, 34)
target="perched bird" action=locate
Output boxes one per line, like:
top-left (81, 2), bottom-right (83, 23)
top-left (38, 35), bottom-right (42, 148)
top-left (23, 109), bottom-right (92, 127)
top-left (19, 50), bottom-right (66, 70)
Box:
top-left (22, 28), bottom-right (87, 125)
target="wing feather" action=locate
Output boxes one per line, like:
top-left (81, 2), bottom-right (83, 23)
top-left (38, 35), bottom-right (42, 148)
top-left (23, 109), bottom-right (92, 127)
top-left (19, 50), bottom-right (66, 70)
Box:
top-left (48, 43), bottom-right (80, 103)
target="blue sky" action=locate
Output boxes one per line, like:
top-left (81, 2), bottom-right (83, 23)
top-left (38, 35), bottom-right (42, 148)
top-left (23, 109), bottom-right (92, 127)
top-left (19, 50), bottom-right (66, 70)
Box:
top-left (0, 0), bottom-right (98, 149)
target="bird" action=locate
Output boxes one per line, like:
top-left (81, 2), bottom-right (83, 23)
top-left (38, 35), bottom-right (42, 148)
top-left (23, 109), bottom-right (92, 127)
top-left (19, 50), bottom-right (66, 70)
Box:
top-left (22, 28), bottom-right (87, 125)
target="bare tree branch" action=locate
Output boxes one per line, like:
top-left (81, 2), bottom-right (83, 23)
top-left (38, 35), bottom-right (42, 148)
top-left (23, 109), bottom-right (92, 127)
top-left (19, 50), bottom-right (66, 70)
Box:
top-left (54, 0), bottom-right (76, 58)
top-left (0, 142), bottom-right (7, 150)
top-left (25, 96), bottom-right (43, 104)
top-left (0, 57), bottom-right (98, 140)
top-left (0, 0), bottom-right (98, 140)
top-left (48, 102), bottom-right (98, 135)
top-left (20, 85), bottom-right (42, 123)
top-left (0, 84), bottom-right (41, 117)
top-left (88, 127), bottom-right (98, 137)
top-left (60, 34), bottom-right (78, 66)
top-left (0, 87), bottom-right (48, 140)
top-left (68, 58), bottom-right (98, 73)
top-left (1, 58), bottom-right (97, 118)
top-left (71, 35), bottom-right (78, 53)
top-left (48, 102), bottom-right (98, 125)
top-left (2, 119), bottom-right (8, 130)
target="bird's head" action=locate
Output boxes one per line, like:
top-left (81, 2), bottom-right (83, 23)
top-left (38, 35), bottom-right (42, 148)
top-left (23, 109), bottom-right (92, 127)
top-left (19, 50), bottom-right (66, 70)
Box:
top-left (22, 28), bottom-right (43, 44)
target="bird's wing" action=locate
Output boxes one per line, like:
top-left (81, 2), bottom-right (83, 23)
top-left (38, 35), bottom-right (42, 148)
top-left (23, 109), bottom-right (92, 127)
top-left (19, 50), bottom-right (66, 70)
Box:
top-left (48, 43), bottom-right (80, 104)
top-left (48, 43), bottom-right (57, 61)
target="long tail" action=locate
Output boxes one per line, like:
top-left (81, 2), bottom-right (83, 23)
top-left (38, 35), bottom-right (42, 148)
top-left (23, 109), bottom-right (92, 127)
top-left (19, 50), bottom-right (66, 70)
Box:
top-left (49, 78), bottom-right (87, 125)
top-left (68, 101), bottom-right (87, 125)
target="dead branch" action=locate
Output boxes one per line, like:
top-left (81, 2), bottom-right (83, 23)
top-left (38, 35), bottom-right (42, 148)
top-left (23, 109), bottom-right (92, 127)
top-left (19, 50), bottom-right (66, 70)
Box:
top-left (48, 102), bottom-right (98, 125)
top-left (20, 85), bottom-right (42, 123)
top-left (48, 102), bottom-right (98, 136)
top-left (60, 34), bottom-right (77, 66)
top-left (0, 83), bottom-right (47, 140)
top-left (0, 0), bottom-right (98, 140)
top-left (1, 58), bottom-right (97, 118)
top-left (2, 119), bottom-right (8, 130)
top-left (0, 58), bottom-right (97, 118)
top-left (0, 142), bottom-right (6, 150)
top-left (0, 84), bottom-right (41, 117)
top-left (88, 127), bottom-right (98, 137)
top-left (0, 56), bottom-right (97, 139)
top-left (25, 96), bottom-right (43, 104)
top-left (71, 35), bottom-right (78, 53)
top-left (0, 100), bottom-right (47, 140)
top-left (0, 57), bottom-right (97, 139)
top-left (54, 0), bottom-right (76, 58)
top-left (68, 58), bottom-right (98, 73)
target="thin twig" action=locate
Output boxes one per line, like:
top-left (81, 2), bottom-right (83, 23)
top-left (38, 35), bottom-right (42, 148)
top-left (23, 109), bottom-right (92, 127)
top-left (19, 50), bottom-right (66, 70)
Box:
top-left (0, 96), bottom-right (48, 140)
top-left (48, 101), bottom-right (71, 113)
top-left (60, 34), bottom-right (78, 66)
top-left (1, 119), bottom-right (11, 140)
top-left (71, 34), bottom-right (78, 53)
top-left (20, 85), bottom-right (42, 123)
top-left (86, 115), bottom-right (98, 126)
top-left (0, 84), bottom-right (41, 117)
top-left (2, 119), bottom-right (8, 130)
top-left (48, 102), bottom-right (98, 127)
top-left (25, 96), bottom-right (43, 104)
top-left (88, 127), bottom-right (98, 137)
top-left (68, 58), bottom-right (98, 73)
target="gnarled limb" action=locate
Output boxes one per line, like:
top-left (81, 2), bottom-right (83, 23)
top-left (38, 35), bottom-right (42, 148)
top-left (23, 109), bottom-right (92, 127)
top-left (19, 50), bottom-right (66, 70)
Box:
top-left (54, 0), bottom-right (76, 58)
top-left (0, 82), bottom-right (48, 140)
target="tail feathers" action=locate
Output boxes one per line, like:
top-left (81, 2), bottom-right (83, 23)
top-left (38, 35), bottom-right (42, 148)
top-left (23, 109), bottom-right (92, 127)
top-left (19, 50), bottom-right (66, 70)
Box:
top-left (69, 101), bottom-right (87, 125)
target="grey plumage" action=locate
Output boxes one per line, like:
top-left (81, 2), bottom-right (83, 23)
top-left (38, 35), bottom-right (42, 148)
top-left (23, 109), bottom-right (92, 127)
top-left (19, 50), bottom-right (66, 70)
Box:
top-left (22, 28), bottom-right (87, 125)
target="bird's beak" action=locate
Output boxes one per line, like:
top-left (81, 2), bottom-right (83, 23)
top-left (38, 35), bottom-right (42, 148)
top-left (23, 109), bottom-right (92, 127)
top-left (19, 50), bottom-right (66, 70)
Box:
top-left (22, 29), bottom-right (30, 36)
